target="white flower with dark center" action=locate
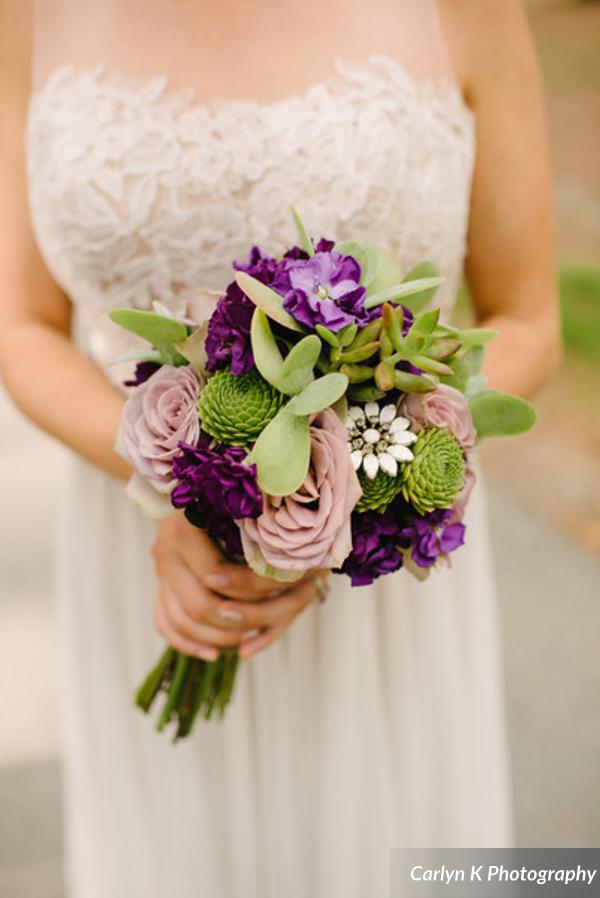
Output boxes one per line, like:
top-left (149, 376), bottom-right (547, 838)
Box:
top-left (346, 402), bottom-right (417, 479)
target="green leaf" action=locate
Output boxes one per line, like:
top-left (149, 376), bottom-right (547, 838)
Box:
top-left (399, 261), bottom-right (442, 312)
top-left (315, 324), bottom-right (339, 348)
top-left (235, 272), bottom-right (304, 332)
top-left (364, 246), bottom-right (404, 294)
top-left (437, 324), bottom-right (497, 348)
top-left (278, 334), bottom-right (322, 395)
top-left (250, 407), bottom-right (311, 496)
top-left (411, 355), bottom-right (454, 377)
top-left (338, 323), bottom-right (358, 348)
top-left (412, 309), bottom-right (440, 335)
top-left (338, 341), bottom-right (379, 364)
top-left (427, 338), bottom-right (462, 361)
top-left (290, 207), bottom-right (314, 256)
top-left (469, 391), bottom-right (537, 438)
top-left (393, 371), bottom-right (437, 393)
top-left (288, 372), bottom-right (349, 415)
top-left (334, 240), bottom-right (381, 287)
top-left (363, 277), bottom-right (445, 310)
top-left (109, 309), bottom-right (188, 350)
top-left (347, 317), bottom-right (383, 350)
top-left (463, 346), bottom-right (485, 376)
top-left (339, 363), bottom-right (375, 384)
top-left (172, 321), bottom-right (209, 370)
top-left (440, 355), bottom-right (471, 392)
top-left (250, 309), bottom-right (285, 389)
top-left (346, 384), bottom-right (386, 402)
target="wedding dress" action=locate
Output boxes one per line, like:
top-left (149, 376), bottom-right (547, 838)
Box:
top-left (26, 2), bottom-right (513, 895)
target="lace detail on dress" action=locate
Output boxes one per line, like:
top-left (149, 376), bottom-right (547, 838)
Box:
top-left (25, 54), bottom-right (475, 381)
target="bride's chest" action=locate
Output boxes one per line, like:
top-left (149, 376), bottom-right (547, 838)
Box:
top-left (26, 59), bottom-right (475, 310)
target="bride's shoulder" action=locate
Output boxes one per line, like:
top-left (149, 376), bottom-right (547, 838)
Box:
top-left (437, 0), bottom-right (541, 104)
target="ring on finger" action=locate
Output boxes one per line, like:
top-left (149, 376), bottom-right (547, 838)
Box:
top-left (312, 575), bottom-right (330, 603)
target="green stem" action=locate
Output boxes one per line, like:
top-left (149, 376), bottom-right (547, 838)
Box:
top-left (135, 646), bottom-right (175, 714)
top-left (217, 650), bottom-right (240, 717)
top-left (157, 652), bottom-right (191, 732)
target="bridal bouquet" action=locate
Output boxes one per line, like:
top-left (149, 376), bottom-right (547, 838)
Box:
top-left (111, 209), bottom-right (535, 740)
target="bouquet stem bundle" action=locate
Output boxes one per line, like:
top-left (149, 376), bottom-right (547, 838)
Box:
top-left (136, 647), bottom-right (240, 741)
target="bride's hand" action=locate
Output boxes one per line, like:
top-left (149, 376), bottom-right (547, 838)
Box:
top-left (152, 511), bottom-right (327, 662)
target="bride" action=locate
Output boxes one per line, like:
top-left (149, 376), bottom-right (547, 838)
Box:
top-left (1, 1), bottom-right (559, 896)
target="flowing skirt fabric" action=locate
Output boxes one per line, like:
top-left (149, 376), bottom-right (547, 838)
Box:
top-left (56, 451), bottom-right (513, 898)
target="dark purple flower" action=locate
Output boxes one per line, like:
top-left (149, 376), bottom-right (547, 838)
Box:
top-left (283, 237), bottom-right (336, 260)
top-left (205, 246), bottom-right (278, 375)
top-left (123, 360), bottom-right (161, 387)
top-left (335, 509), bottom-right (404, 587)
top-left (399, 509), bottom-right (465, 568)
top-left (272, 250), bottom-right (375, 332)
top-left (171, 437), bottom-right (263, 521)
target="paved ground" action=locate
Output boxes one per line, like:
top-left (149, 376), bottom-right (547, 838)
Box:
top-left (1, 389), bottom-right (599, 896)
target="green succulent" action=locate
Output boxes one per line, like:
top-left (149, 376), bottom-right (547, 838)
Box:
top-left (197, 368), bottom-right (286, 446)
top-left (400, 427), bottom-right (465, 515)
top-left (357, 469), bottom-right (405, 513)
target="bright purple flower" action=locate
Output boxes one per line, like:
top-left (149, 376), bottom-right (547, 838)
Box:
top-left (272, 250), bottom-right (373, 332)
top-left (205, 246), bottom-right (278, 375)
top-left (123, 360), bottom-right (161, 387)
top-left (335, 509), bottom-right (404, 586)
top-left (171, 437), bottom-right (263, 521)
top-left (399, 509), bottom-right (465, 568)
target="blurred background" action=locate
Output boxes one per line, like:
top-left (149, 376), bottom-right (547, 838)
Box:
top-left (1, 0), bottom-right (599, 894)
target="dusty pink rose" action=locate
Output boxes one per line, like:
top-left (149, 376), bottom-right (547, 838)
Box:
top-left (239, 407), bottom-right (362, 580)
top-left (450, 460), bottom-right (476, 523)
top-left (401, 384), bottom-right (476, 449)
top-left (117, 364), bottom-right (202, 516)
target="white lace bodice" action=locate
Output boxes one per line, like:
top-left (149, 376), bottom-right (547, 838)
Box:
top-left (26, 55), bottom-right (475, 381)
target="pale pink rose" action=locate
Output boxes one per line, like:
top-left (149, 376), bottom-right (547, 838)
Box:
top-left (239, 408), bottom-right (362, 580)
top-left (450, 460), bottom-right (476, 523)
top-left (401, 384), bottom-right (476, 449)
top-left (117, 364), bottom-right (202, 516)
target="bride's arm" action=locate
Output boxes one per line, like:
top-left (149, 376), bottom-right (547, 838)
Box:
top-left (0, 1), bottom-right (130, 480)
top-left (442, 0), bottom-right (561, 397)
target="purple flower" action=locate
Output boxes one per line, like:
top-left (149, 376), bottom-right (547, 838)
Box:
top-left (272, 250), bottom-right (373, 332)
top-left (123, 360), bottom-right (162, 388)
top-left (399, 509), bottom-right (465, 568)
top-left (335, 509), bottom-right (404, 586)
top-left (205, 246), bottom-right (278, 375)
top-left (283, 237), bottom-right (335, 259)
top-left (172, 438), bottom-right (263, 521)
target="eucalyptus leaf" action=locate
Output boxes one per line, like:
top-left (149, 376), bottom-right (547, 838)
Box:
top-left (250, 309), bottom-right (285, 388)
top-left (235, 272), bottom-right (304, 332)
top-left (465, 374), bottom-right (487, 400)
top-left (291, 207), bottom-right (314, 257)
top-left (278, 334), bottom-right (322, 395)
top-left (288, 372), bottom-right (348, 416)
top-left (363, 277), bottom-right (444, 310)
top-left (469, 391), bottom-right (536, 438)
top-left (109, 309), bottom-right (189, 349)
top-left (250, 407), bottom-right (311, 496)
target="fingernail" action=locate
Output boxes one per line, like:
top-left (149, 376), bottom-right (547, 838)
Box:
top-left (205, 572), bottom-right (229, 588)
top-left (241, 628), bottom-right (260, 641)
top-left (219, 606), bottom-right (244, 623)
top-left (196, 646), bottom-right (219, 662)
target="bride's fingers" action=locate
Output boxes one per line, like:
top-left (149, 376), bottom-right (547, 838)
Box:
top-left (160, 587), bottom-right (249, 649)
top-left (202, 563), bottom-right (293, 601)
top-left (238, 623), bottom-right (287, 661)
top-left (155, 599), bottom-right (219, 661)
